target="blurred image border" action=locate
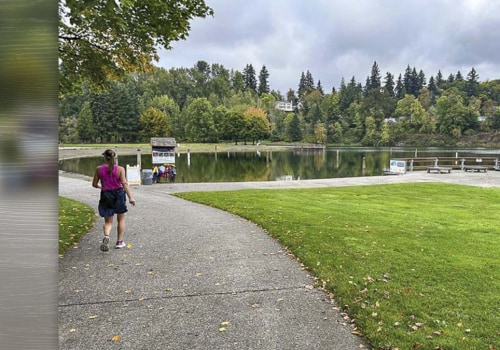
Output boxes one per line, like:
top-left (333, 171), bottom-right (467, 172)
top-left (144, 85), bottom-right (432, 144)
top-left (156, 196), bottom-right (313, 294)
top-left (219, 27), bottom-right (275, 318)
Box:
top-left (0, 1), bottom-right (59, 349)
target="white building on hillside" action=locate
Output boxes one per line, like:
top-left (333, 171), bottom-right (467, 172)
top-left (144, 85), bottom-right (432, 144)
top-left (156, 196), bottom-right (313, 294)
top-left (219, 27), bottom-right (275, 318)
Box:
top-left (275, 101), bottom-right (294, 112)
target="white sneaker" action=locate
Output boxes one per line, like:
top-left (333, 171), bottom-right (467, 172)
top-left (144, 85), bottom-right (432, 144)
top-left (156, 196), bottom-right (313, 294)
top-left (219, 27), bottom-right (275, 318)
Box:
top-left (100, 236), bottom-right (110, 252)
top-left (115, 241), bottom-right (126, 249)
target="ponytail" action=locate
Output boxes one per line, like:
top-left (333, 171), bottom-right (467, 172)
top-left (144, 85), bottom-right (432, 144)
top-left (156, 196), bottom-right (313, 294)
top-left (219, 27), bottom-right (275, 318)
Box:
top-left (102, 149), bottom-right (116, 175)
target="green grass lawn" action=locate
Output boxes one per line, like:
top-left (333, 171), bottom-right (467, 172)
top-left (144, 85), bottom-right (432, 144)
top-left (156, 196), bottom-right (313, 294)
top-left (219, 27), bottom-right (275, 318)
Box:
top-left (175, 183), bottom-right (500, 349)
top-left (59, 197), bottom-right (95, 255)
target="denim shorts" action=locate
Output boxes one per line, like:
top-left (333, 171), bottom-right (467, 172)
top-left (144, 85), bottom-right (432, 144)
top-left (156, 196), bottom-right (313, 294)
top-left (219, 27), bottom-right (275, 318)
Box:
top-left (98, 188), bottom-right (128, 217)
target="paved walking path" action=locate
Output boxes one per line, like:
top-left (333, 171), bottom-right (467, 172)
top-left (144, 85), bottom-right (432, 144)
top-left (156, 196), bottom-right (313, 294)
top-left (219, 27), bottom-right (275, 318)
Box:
top-left (58, 170), bottom-right (500, 349)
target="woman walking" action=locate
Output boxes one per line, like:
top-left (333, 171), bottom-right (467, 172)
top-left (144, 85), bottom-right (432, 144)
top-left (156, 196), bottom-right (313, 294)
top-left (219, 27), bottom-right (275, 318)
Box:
top-left (92, 149), bottom-right (136, 251)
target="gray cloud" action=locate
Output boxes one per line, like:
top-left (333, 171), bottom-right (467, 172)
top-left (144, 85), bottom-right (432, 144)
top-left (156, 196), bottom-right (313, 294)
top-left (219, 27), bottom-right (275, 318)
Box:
top-left (158, 0), bottom-right (500, 95)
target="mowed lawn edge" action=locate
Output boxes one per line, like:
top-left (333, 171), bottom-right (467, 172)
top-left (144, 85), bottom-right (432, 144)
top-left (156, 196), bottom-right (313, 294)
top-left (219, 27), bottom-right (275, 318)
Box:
top-left (59, 196), bottom-right (95, 255)
top-left (175, 183), bottom-right (500, 349)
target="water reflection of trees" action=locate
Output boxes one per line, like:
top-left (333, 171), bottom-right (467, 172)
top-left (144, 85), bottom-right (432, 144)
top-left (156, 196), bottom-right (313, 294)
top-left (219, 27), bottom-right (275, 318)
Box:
top-left (59, 148), bottom-right (499, 183)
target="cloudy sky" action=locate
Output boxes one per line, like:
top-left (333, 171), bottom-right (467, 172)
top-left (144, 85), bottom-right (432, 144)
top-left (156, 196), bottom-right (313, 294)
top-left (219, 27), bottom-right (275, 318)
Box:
top-left (157, 0), bottom-right (500, 95)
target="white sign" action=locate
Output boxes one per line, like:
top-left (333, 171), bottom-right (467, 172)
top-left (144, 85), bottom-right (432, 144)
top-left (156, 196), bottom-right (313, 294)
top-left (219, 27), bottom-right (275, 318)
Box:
top-left (126, 165), bottom-right (141, 185)
top-left (390, 159), bottom-right (406, 174)
top-left (152, 150), bottom-right (175, 164)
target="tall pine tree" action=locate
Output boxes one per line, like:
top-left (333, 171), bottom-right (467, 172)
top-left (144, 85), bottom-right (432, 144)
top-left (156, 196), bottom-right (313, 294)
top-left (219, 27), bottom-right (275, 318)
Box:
top-left (257, 65), bottom-right (270, 96)
top-left (466, 67), bottom-right (479, 97)
top-left (368, 61), bottom-right (381, 91)
top-left (395, 74), bottom-right (406, 99)
top-left (242, 64), bottom-right (257, 91)
top-left (436, 70), bottom-right (444, 87)
top-left (384, 72), bottom-right (395, 97)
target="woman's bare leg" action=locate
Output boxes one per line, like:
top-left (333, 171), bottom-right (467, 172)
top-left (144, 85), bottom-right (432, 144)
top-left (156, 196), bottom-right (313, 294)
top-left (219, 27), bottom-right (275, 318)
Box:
top-left (103, 216), bottom-right (113, 236)
top-left (116, 213), bottom-right (125, 242)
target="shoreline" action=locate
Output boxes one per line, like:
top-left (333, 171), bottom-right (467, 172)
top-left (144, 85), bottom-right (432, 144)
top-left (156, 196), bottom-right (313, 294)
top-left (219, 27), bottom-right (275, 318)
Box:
top-left (58, 144), bottom-right (293, 160)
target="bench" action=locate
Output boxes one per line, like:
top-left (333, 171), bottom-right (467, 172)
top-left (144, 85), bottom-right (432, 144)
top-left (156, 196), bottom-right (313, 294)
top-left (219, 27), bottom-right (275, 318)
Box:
top-left (463, 165), bottom-right (487, 172)
top-left (427, 167), bottom-right (451, 174)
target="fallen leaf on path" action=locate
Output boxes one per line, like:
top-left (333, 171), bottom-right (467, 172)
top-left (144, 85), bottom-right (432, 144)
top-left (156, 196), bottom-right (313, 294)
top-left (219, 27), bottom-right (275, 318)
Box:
top-left (111, 335), bottom-right (121, 341)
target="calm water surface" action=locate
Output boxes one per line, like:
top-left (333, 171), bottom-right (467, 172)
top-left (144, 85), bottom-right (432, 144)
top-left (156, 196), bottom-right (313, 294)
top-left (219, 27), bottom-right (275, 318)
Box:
top-left (59, 147), bottom-right (500, 183)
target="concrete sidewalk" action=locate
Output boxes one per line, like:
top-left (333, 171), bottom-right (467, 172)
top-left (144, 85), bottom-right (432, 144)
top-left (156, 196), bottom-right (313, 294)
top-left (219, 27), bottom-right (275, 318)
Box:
top-left (59, 175), bottom-right (368, 349)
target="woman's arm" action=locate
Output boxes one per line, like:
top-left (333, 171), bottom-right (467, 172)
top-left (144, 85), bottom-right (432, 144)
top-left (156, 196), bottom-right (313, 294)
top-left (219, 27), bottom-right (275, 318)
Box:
top-left (92, 167), bottom-right (101, 188)
top-left (118, 166), bottom-right (136, 206)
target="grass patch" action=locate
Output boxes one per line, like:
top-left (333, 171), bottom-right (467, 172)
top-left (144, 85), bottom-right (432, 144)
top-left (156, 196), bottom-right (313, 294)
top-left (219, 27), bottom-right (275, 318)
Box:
top-left (59, 197), bottom-right (95, 255)
top-left (175, 183), bottom-right (500, 349)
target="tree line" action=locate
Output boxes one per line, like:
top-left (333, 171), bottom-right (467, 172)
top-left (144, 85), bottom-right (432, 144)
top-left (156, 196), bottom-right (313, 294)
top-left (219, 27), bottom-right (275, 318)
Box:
top-left (59, 60), bottom-right (500, 146)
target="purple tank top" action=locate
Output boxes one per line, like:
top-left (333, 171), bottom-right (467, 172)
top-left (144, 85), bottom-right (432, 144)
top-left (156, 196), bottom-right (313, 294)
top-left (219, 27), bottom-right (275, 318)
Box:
top-left (100, 165), bottom-right (122, 190)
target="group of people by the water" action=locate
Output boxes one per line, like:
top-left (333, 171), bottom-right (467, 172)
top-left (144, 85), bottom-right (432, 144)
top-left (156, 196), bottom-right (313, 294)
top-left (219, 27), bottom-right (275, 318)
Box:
top-left (152, 163), bottom-right (176, 183)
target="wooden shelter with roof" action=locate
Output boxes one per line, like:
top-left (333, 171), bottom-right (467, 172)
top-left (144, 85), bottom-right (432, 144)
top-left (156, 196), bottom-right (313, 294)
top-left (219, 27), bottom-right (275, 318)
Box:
top-left (150, 137), bottom-right (176, 165)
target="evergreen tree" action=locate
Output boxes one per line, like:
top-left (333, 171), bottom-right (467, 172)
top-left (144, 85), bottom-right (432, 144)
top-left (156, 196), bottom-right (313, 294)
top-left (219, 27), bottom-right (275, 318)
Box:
top-left (418, 69), bottom-right (426, 88)
top-left (305, 70), bottom-right (315, 89)
top-left (410, 67), bottom-right (419, 96)
top-left (339, 76), bottom-right (360, 114)
top-left (298, 71), bottom-right (315, 99)
top-left (298, 72), bottom-right (306, 91)
top-left (242, 64), bottom-right (257, 91)
top-left (466, 67), bottom-right (480, 97)
top-left (288, 113), bottom-right (302, 141)
top-left (455, 70), bottom-right (464, 81)
top-left (298, 72), bottom-right (306, 97)
top-left (447, 73), bottom-right (455, 83)
top-left (363, 76), bottom-right (370, 96)
top-left (384, 72), bottom-right (395, 97)
top-left (395, 74), bottom-right (406, 99)
top-left (316, 80), bottom-right (324, 95)
top-left (368, 61), bottom-right (381, 90)
top-left (286, 89), bottom-right (297, 104)
top-left (436, 70), bottom-right (444, 87)
top-left (257, 65), bottom-right (270, 96)
top-left (339, 77), bottom-right (346, 92)
top-left (403, 65), bottom-right (412, 95)
top-left (428, 75), bottom-right (438, 104)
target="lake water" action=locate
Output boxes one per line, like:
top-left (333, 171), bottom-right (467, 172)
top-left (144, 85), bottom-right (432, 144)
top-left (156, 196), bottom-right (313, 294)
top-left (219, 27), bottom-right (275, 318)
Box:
top-left (59, 147), bottom-right (500, 183)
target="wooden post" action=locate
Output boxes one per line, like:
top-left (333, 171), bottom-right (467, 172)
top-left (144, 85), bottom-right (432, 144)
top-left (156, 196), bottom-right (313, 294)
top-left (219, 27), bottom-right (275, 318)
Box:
top-left (114, 146), bottom-right (118, 165)
top-left (136, 149), bottom-right (141, 169)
